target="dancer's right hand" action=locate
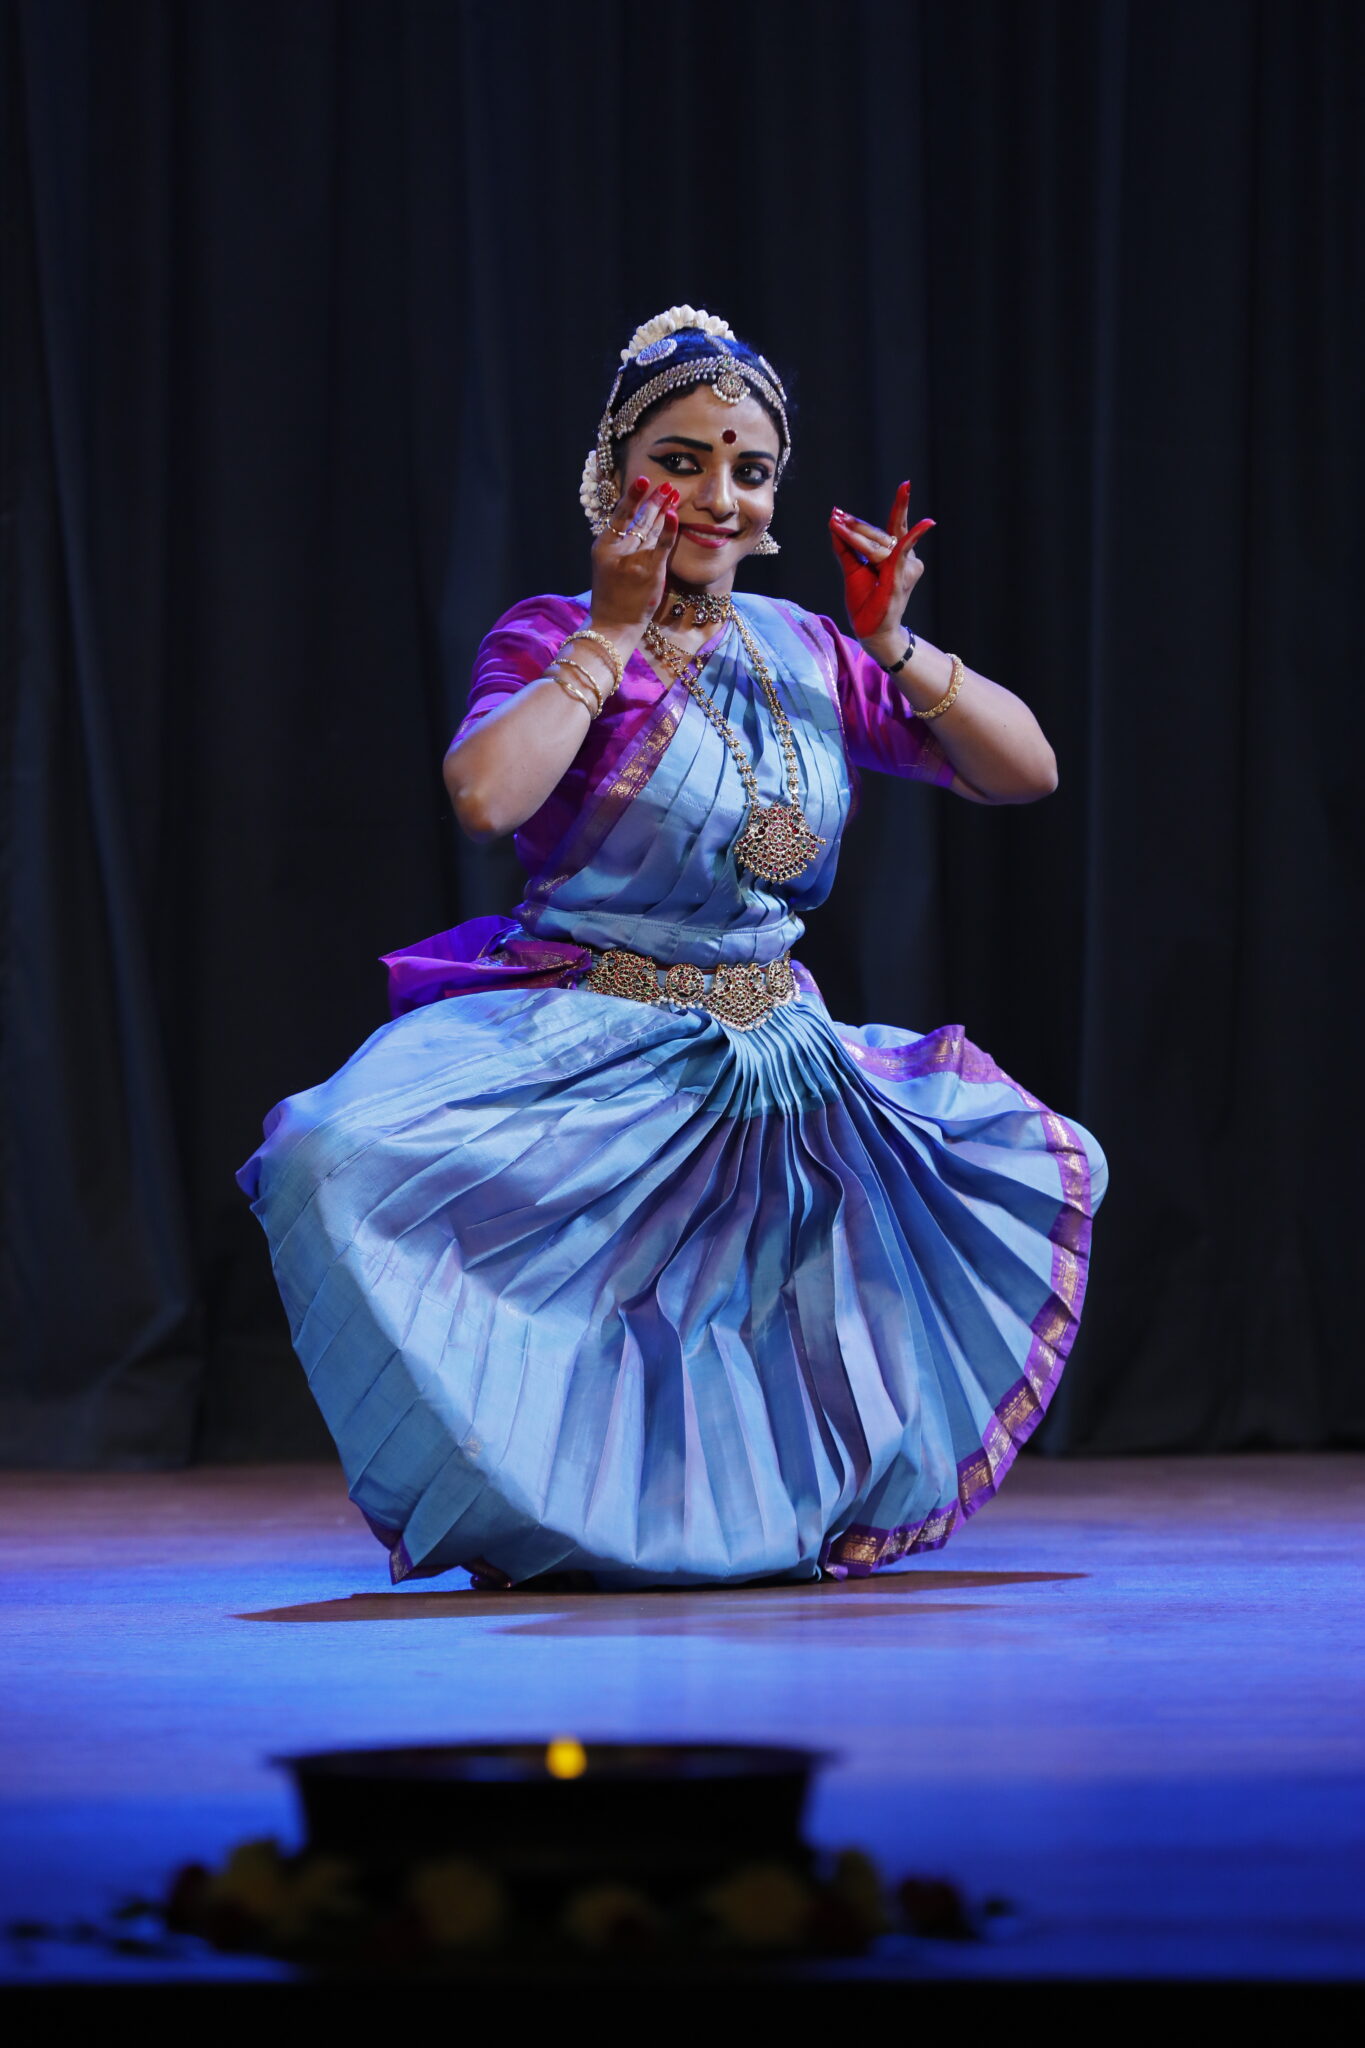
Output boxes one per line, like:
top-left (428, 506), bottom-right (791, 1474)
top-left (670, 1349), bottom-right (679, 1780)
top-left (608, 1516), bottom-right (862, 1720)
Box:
top-left (590, 476), bottom-right (679, 632)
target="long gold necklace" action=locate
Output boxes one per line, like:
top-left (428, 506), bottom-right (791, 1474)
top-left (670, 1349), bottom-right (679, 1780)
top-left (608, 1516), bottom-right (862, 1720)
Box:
top-left (642, 604), bottom-right (826, 886)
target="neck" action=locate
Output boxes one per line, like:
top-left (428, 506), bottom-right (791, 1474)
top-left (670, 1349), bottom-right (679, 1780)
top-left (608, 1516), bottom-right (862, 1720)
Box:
top-left (670, 567), bottom-right (735, 598)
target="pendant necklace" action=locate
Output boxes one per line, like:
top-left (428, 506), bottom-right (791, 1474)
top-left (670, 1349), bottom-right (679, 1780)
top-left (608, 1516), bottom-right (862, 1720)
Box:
top-left (642, 602), bottom-right (826, 886)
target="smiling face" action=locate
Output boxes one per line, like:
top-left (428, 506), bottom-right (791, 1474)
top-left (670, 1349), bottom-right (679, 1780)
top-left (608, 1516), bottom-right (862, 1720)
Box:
top-left (616, 385), bottom-right (781, 588)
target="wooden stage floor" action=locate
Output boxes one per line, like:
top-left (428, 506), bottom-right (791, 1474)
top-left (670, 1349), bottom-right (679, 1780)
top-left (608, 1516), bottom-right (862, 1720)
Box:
top-left (2, 1454), bottom-right (1363, 1987)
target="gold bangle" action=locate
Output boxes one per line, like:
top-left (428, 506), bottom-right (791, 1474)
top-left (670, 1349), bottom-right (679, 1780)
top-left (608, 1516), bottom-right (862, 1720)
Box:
top-left (552, 655), bottom-right (606, 714)
top-left (552, 671), bottom-right (599, 718)
top-left (562, 627), bottom-right (625, 694)
top-left (915, 653), bottom-right (966, 722)
top-left (554, 639), bottom-right (613, 704)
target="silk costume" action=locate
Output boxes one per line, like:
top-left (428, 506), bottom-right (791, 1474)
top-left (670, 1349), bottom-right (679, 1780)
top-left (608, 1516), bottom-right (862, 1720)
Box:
top-left (238, 592), bottom-right (1106, 1587)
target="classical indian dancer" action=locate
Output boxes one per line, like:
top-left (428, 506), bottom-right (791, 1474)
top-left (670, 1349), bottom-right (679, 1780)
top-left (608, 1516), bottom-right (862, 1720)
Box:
top-left (239, 306), bottom-right (1107, 1589)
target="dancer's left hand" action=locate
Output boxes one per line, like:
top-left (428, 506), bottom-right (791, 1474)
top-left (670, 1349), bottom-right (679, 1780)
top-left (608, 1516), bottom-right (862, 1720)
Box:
top-left (830, 482), bottom-right (935, 643)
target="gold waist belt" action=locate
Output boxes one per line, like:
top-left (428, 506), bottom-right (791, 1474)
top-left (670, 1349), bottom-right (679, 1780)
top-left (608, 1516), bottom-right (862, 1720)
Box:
top-left (584, 947), bottom-right (798, 1033)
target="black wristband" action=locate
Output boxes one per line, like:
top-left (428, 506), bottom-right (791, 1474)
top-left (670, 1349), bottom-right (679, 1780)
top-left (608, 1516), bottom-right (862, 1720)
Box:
top-left (884, 631), bottom-right (916, 675)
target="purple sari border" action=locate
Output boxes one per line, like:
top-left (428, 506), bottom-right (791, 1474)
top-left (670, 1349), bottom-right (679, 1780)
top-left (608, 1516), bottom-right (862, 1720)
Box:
top-left (821, 1050), bottom-right (1094, 1581)
top-left (520, 599), bottom-right (729, 910)
top-left (522, 679), bottom-right (688, 909)
top-left (821, 1502), bottom-right (961, 1578)
top-left (841, 1022), bottom-right (1029, 1092)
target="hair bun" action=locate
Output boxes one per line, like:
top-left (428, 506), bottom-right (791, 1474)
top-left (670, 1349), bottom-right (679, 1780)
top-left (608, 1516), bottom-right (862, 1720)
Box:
top-left (622, 305), bottom-right (737, 361)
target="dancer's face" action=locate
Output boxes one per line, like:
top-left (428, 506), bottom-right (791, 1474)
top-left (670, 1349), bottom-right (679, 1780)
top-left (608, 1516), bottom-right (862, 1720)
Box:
top-left (618, 387), bottom-right (780, 585)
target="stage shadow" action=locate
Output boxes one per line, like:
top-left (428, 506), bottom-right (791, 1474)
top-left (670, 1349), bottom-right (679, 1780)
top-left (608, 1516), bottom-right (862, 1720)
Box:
top-left (239, 1569), bottom-right (1086, 1625)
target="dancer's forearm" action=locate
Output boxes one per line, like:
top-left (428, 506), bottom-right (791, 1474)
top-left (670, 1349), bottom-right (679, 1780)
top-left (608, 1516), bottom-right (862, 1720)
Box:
top-left (862, 627), bottom-right (1058, 804)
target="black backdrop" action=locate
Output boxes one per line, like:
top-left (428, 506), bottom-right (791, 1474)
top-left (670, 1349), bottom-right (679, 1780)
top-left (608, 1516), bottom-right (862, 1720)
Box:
top-left (2, 0), bottom-right (1360, 1466)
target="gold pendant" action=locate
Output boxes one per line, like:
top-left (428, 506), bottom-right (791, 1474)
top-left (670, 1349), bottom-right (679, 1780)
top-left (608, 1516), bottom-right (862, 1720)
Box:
top-left (733, 802), bottom-right (826, 884)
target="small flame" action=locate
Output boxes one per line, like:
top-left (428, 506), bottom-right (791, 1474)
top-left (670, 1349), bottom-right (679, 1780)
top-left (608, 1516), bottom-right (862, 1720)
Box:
top-left (545, 1736), bottom-right (588, 1780)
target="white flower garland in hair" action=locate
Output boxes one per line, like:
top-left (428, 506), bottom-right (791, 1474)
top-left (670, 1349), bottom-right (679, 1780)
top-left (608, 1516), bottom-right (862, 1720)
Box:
top-left (621, 305), bottom-right (735, 362)
top-left (579, 446), bottom-right (607, 527)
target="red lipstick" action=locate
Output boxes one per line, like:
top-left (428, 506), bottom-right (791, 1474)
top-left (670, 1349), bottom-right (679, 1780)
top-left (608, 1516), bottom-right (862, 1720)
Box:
top-left (678, 524), bottom-right (738, 550)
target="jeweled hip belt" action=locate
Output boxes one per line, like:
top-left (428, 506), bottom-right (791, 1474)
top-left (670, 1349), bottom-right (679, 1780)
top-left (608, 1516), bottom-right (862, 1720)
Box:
top-left (584, 947), bottom-right (798, 1032)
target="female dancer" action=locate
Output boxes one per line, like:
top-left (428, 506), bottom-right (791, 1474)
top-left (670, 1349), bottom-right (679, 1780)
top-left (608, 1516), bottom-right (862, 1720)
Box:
top-left (239, 305), bottom-right (1106, 1590)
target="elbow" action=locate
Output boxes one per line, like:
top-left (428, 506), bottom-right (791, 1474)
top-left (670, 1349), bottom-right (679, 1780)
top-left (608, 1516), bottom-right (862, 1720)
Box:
top-left (1002, 746), bottom-right (1059, 805)
top-left (443, 758), bottom-right (510, 843)
top-left (454, 802), bottom-right (503, 845)
top-left (1027, 750), bottom-right (1059, 801)
top-left (971, 757), bottom-right (1058, 806)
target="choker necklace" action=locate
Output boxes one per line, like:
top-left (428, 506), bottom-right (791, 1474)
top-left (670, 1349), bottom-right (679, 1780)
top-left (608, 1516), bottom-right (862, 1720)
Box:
top-left (642, 610), bottom-right (826, 886)
top-left (664, 586), bottom-right (733, 627)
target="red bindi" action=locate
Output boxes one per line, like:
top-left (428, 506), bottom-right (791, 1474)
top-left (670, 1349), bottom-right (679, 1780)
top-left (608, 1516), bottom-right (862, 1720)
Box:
top-left (722, 429), bottom-right (737, 444)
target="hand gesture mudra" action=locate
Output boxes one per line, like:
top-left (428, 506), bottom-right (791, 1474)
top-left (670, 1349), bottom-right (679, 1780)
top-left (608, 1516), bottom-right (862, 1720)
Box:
top-left (591, 475), bottom-right (680, 631)
top-left (829, 481), bottom-right (936, 642)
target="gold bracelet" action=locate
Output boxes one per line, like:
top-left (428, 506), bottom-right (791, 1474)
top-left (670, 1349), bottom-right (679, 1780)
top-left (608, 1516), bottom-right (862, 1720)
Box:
top-left (551, 671), bottom-right (599, 718)
top-left (554, 639), bottom-right (613, 705)
top-left (551, 655), bottom-right (606, 714)
top-left (562, 627), bottom-right (625, 694)
top-left (915, 653), bottom-right (966, 722)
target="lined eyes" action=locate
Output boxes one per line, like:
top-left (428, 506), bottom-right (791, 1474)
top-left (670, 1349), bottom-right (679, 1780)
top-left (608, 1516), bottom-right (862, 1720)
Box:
top-left (654, 451), bottom-right (773, 488)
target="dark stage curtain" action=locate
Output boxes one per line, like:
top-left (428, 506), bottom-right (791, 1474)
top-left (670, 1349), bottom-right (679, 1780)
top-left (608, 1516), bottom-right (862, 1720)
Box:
top-left (2, 0), bottom-right (1359, 1465)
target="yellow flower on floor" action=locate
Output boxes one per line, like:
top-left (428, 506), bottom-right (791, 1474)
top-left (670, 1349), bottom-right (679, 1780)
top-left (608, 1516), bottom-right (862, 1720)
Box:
top-left (407, 1858), bottom-right (504, 1948)
top-left (279, 1856), bottom-right (361, 1940)
top-left (206, 1840), bottom-right (291, 1923)
top-left (560, 1883), bottom-right (663, 1950)
top-left (833, 1848), bottom-right (890, 1934)
top-left (703, 1863), bottom-right (812, 1948)
top-left (205, 1840), bottom-right (359, 1942)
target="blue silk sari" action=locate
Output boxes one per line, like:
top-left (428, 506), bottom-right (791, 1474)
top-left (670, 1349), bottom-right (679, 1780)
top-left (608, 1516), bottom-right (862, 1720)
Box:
top-left (239, 593), bottom-right (1106, 1587)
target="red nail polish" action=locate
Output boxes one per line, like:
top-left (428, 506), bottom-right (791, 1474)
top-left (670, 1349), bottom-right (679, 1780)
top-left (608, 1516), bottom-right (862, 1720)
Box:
top-left (634, 476), bottom-right (649, 493)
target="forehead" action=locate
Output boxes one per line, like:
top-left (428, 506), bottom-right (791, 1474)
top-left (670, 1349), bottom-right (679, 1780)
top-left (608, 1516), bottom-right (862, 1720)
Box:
top-left (639, 384), bottom-right (780, 455)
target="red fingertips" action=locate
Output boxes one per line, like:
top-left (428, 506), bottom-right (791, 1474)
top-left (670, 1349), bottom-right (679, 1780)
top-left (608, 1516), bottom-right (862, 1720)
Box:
top-left (633, 476), bottom-right (650, 494)
top-left (906, 518), bottom-right (936, 547)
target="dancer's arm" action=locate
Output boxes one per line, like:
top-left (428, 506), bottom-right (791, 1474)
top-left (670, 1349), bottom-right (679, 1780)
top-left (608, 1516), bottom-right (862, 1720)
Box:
top-left (831, 487), bottom-right (1058, 805)
top-left (445, 477), bottom-right (678, 841)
